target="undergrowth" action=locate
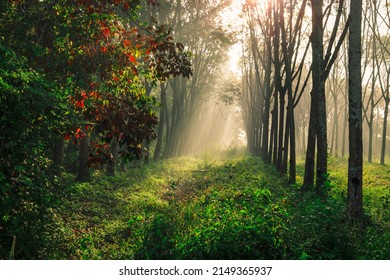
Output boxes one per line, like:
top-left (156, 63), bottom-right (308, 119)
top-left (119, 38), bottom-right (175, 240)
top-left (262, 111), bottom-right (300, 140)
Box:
top-left (7, 155), bottom-right (389, 259)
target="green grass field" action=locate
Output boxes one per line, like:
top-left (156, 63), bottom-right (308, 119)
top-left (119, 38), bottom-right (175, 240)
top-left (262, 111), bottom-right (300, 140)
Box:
top-left (39, 154), bottom-right (389, 259)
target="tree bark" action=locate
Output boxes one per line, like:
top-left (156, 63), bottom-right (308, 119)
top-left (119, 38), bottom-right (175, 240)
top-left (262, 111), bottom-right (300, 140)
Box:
top-left (305, 0), bottom-right (327, 191)
top-left (106, 137), bottom-right (119, 176)
top-left (304, 90), bottom-right (317, 188)
top-left (154, 83), bottom-right (167, 160)
top-left (380, 98), bottom-right (389, 165)
top-left (347, 0), bottom-right (363, 222)
top-left (313, 1), bottom-right (327, 190)
top-left (261, 8), bottom-right (273, 164)
top-left (77, 135), bottom-right (90, 182)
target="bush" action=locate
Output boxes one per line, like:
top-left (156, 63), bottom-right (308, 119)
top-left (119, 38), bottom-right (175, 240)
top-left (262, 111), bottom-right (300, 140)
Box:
top-left (0, 44), bottom-right (65, 259)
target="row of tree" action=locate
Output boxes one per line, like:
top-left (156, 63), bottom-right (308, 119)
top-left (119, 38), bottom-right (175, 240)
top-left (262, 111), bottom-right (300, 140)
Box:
top-left (239, 0), bottom-right (389, 222)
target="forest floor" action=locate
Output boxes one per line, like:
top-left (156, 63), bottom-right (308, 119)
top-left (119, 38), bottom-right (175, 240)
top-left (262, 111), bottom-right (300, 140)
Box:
top-left (44, 151), bottom-right (389, 260)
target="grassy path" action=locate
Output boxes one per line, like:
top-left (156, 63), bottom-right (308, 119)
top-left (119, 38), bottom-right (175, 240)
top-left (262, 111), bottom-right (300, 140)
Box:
top-left (45, 156), bottom-right (389, 259)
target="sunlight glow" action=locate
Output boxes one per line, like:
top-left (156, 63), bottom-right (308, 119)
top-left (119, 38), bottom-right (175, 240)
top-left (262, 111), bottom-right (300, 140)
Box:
top-left (220, 0), bottom-right (269, 75)
top-left (218, 1), bottom-right (246, 75)
top-left (245, 0), bottom-right (258, 7)
top-left (228, 44), bottom-right (243, 75)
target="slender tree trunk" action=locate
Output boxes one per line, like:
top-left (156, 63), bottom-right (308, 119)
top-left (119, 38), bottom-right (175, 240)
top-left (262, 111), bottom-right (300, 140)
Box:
top-left (368, 14), bottom-right (377, 163)
top-left (330, 109), bottom-right (335, 156)
top-left (271, 93), bottom-right (279, 166)
top-left (154, 83), bottom-right (167, 160)
top-left (302, 115), bottom-right (306, 155)
top-left (306, 0), bottom-right (327, 191)
top-left (277, 91), bottom-right (285, 172)
top-left (304, 91), bottom-right (317, 188)
top-left (262, 15), bottom-right (273, 163)
top-left (106, 138), bottom-right (119, 176)
top-left (287, 104), bottom-right (296, 184)
top-left (262, 87), bottom-right (272, 163)
top-left (342, 88), bottom-right (348, 158)
top-left (315, 62), bottom-right (327, 191)
top-left (282, 113), bottom-right (289, 175)
top-left (368, 103), bottom-right (374, 163)
top-left (333, 90), bottom-right (339, 157)
top-left (269, 106), bottom-right (275, 163)
top-left (381, 99), bottom-right (389, 165)
top-left (347, 0), bottom-right (363, 222)
top-left (77, 135), bottom-right (90, 182)
top-left (279, 0), bottom-right (296, 182)
top-left (164, 80), bottom-right (178, 158)
top-left (273, 6), bottom-right (284, 171)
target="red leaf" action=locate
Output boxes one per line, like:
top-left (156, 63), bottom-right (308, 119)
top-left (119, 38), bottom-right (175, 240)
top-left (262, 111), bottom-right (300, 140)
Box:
top-left (102, 27), bottom-right (110, 38)
top-left (76, 100), bottom-right (85, 108)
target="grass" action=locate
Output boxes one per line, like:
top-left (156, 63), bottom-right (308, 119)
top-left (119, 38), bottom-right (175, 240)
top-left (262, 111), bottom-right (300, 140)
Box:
top-left (37, 154), bottom-right (389, 259)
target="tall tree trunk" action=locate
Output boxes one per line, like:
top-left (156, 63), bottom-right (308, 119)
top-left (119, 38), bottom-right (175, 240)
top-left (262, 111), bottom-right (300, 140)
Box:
top-left (277, 91), bottom-right (285, 172)
top-left (279, 0), bottom-right (297, 182)
top-left (273, 4), bottom-right (283, 171)
top-left (304, 90), bottom-right (317, 188)
top-left (347, 0), bottom-right (363, 222)
top-left (154, 83), bottom-right (167, 160)
top-left (261, 11), bottom-right (273, 164)
top-left (106, 137), bottom-right (119, 176)
top-left (368, 11), bottom-right (377, 163)
top-left (271, 89), bottom-right (279, 166)
top-left (380, 98), bottom-right (389, 165)
top-left (342, 87), bottom-right (348, 158)
top-left (77, 135), bottom-right (90, 182)
top-left (262, 83), bottom-right (272, 163)
top-left (367, 89), bottom-right (376, 163)
top-left (164, 79), bottom-right (179, 158)
top-left (282, 114), bottom-right (289, 175)
top-left (314, 24), bottom-right (327, 192)
top-left (305, 0), bottom-right (327, 190)
top-left (332, 90), bottom-right (339, 157)
top-left (287, 103), bottom-right (296, 184)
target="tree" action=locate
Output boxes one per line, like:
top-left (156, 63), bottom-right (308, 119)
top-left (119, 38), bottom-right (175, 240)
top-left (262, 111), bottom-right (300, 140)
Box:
top-left (149, 0), bottom-right (231, 158)
top-left (1, 0), bottom-right (192, 177)
top-left (242, 0), bottom-right (309, 184)
top-left (304, 0), bottom-right (349, 190)
top-left (0, 0), bottom-right (193, 257)
top-left (347, 0), bottom-right (363, 221)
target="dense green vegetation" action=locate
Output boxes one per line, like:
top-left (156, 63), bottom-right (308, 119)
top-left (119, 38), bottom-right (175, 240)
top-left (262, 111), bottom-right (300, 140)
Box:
top-left (4, 152), bottom-right (387, 260)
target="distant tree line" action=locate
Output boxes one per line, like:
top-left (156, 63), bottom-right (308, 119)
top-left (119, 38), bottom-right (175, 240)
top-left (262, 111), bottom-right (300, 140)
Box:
top-left (239, 0), bottom-right (389, 222)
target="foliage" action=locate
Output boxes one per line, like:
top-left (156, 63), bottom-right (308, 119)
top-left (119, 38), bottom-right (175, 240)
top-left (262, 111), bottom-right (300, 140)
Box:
top-left (0, 0), bottom-right (193, 258)
top-left (20, 155), bottom-right (389, 260)
top-left (0, 0), bottom-right (192, 162)
top-left (0, 44), bottom-right (65, 258)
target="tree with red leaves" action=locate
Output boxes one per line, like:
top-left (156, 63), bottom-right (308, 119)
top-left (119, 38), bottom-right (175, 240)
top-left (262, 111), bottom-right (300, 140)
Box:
top-left (1, 0), bottom-right (192, 180)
